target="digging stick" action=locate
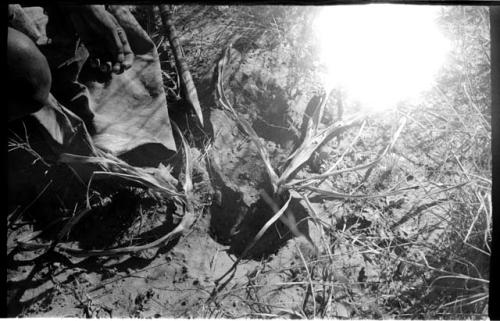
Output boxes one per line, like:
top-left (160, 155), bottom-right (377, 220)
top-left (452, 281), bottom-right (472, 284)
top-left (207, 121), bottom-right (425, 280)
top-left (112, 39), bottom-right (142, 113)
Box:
top-left (158, 5), bottom-right (204, 126)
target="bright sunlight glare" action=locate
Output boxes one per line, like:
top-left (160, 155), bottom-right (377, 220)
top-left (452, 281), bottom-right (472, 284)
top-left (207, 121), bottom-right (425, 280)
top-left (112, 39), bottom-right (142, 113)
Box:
top-left (313, 4), bottom-right (451, 112)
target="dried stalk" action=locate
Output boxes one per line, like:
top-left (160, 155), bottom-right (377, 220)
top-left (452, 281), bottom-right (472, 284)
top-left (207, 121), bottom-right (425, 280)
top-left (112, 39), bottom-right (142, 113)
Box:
top-left (214, 46), bottom-right (365, 195)
top-left (289, 117), bottom-right (407, 188)
top-left (51, 126), bottom-right (196, 258)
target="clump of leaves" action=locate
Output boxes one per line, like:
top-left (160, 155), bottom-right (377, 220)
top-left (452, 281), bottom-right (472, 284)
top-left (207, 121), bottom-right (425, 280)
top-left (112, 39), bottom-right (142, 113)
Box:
top-left (212, 44), bottom-right (414, 295)
top-left (12, 121), bottom-right (198, 259)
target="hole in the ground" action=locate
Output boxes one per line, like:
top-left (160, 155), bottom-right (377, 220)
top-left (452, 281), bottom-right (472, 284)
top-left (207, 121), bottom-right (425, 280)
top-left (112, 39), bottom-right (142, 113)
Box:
top-left (250, 87), bottom-right (298, 148)
top-left (209, 192), bottom-right (311, 260)
top-left (208, 185), bottom-right (247, 246)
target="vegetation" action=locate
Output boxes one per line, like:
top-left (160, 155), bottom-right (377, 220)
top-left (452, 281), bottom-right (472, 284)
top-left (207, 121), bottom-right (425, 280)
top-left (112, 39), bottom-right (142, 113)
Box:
top-left (7, 5), bottom-right (490, 318)
top-left (204, 5), bottom-right (491, 318)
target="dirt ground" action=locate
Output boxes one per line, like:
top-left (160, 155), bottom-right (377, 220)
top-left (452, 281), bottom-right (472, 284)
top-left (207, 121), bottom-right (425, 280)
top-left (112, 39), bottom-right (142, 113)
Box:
top-left (7, 204), bottom-right (314, 318)
top-left (6, 8), bottom-right (321, 315)
top-left (6, 101), bottom-right (327, 317)
top-left (6, 5), bottom-right (491, 318)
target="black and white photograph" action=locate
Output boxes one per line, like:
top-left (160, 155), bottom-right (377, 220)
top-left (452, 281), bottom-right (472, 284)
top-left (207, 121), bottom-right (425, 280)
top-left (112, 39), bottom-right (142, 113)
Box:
top-left (6, 3), bottom-right (494, 318)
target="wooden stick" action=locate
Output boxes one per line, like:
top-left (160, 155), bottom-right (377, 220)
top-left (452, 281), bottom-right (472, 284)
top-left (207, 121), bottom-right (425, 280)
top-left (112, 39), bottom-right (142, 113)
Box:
top-left (158, 5), bottom-right (204, 126)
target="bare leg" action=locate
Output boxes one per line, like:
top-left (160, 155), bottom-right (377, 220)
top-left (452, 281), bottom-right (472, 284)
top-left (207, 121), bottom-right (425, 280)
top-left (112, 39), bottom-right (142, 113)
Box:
top-left (8, 27), bottom-right (52, 121)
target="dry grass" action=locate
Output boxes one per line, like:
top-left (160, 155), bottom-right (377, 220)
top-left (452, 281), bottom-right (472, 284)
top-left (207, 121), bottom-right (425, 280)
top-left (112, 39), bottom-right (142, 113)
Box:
top-left (7, 5), bottom-right (490, 319)
top-left (207, 6), bottom-right (490, 318)
top-left (8, 116), bottom-right (199, 260)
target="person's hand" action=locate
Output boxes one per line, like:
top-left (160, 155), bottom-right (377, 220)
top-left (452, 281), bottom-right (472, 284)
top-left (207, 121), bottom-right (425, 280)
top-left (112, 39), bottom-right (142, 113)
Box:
top-left (65, 5), bottom-right (134, 74)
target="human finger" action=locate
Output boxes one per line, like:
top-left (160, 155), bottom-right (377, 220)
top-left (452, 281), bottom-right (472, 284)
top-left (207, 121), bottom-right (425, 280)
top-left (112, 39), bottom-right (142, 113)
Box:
top-left (111, 26), bottom-right (125, 73)
top-left (100, 61), bottom-right (112, 73)
top-left (99, 13), bottom-right (125, 72)
top-left (112, 61), bottom-right (122, 74)
top-left (116, 26), bottom-right (133, 70)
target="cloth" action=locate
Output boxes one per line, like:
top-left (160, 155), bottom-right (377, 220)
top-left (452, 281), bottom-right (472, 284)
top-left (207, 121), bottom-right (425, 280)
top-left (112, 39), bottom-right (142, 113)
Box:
top-left (86, 6), bottom-right (177, 155)
top-left (11, 5), bottom-right (176, 165)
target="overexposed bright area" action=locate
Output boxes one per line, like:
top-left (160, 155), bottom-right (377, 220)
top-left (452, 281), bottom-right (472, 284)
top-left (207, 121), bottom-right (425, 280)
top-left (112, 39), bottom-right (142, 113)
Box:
top-left (313, 4), bottom-right (451, 112)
